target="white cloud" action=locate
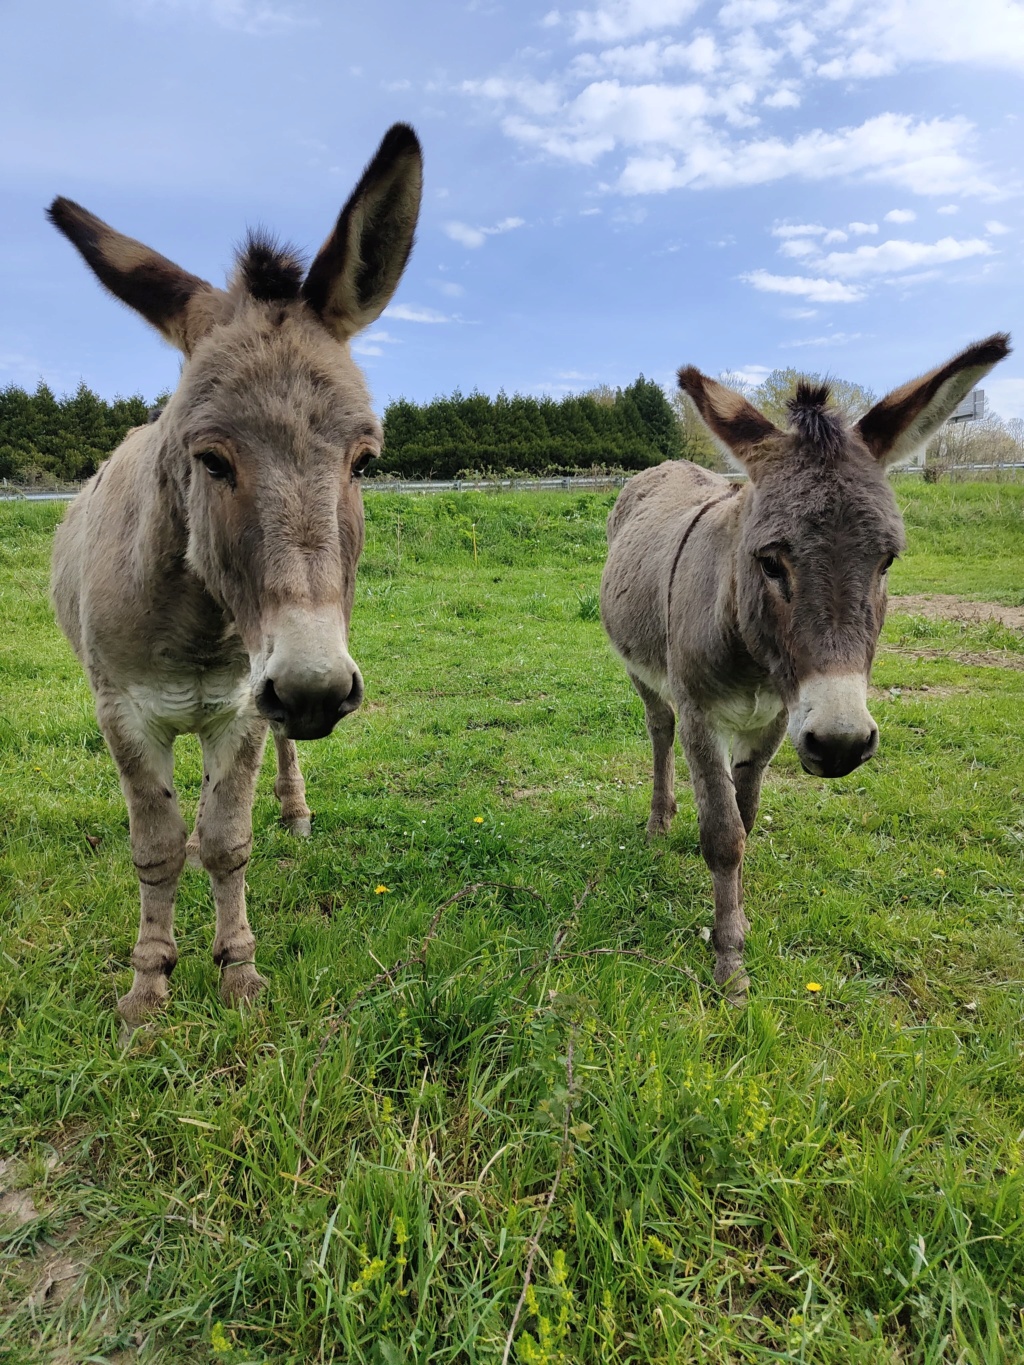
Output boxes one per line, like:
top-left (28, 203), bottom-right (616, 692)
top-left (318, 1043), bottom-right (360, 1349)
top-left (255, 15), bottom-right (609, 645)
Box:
top-left (772, 222), bottom-right (827, 237)
top-left (817, 0), bottom-right (1024, 79)
top-left (615, 113), bottom-right (995, 197)
top-left (383, 304), bottom-right (454, 324)
top-left (763, 86), bottom-right (801, 108)
top-left (986, 219), bottom-right (1011, 234)
top-left (434, 280), bottom-right (465, 298)
top-left (723, 364), bottom-right (772, 387)
top-left (442, 217), bottom-right (526, 249)
top-left (565, 0), bottom-right (701, 43)
top-left (463, 0), bottom-right (1017, 207)
top-left (819, 235), bottom-right (994, 278)
top-left (779, 237), bottom-right (819, 258)
top-left (848, 221), bottom-right (878, 234)
top-left (742, 270), bottom-right (866, 302)
top-left (937, 204), bottom-right (960, 214)
top-left (720, 0), bottom-right (783, 27)
top-left (885, 208), bottom-right (917, 223)
top-left (781, 331), bottom-right (864, 347)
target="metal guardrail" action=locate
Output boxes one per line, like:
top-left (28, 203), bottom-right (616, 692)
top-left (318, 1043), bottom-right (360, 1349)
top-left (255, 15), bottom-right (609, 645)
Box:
top-left (3, 463), bottom-right (1023, 503)
top-left (0, 470), bottom-right (747, 502)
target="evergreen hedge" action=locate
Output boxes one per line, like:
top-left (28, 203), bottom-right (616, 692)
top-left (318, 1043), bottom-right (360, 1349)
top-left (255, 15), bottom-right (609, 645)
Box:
top-left (0, 375), bottom-right (683, 484)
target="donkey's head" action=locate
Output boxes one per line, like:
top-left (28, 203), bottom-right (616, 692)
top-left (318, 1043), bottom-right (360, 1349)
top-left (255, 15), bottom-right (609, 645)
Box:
top-left (48, 125), bottom-right (422, 740)
top-left (680, 334), bottom-right (1010, 778)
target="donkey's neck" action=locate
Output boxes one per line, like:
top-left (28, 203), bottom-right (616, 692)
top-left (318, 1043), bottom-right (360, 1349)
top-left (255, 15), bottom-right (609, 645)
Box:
top-left (128, 423), bottom-right (236, 658)
top-left (728, 486), bottom-right (780, 679)
top-left (133, 424), bottom-right (190, 573)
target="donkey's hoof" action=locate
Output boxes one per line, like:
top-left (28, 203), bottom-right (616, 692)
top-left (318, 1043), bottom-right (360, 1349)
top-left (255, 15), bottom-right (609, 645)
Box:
top-left (646, 811), bottom-right (674, 840)
top-left (117, 981), bottom-right (169, 1027)
top-left (714, 959), bottom-right (750, 1007)
top-left (185, 834), bottom-right (202, 869)
top-left (283, 814), bottom-right (312, 839)
top-left (220, 963), bottom-right (267, 1008)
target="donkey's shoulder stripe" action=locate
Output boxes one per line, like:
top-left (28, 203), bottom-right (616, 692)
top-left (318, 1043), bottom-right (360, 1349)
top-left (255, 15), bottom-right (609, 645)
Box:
top-left (666, 486), bottom-right (740, 625)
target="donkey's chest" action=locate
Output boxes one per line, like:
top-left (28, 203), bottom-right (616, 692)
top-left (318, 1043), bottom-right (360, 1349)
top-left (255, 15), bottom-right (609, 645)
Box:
top-left (124, 667), bottom-right (257, 744)
top-left (709, 686), bottom-right (785, 736)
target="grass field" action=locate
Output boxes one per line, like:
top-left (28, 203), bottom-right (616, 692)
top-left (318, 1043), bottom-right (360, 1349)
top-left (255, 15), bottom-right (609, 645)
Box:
top-left (1, 481), bottom-right (1023, 1364)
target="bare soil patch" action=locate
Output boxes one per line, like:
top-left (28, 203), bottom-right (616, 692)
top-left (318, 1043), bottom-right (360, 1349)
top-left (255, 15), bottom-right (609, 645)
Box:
top-left (890, 593), bottom-right (1024, 630)
top-left (883, 647), bottom-right (1024, 672)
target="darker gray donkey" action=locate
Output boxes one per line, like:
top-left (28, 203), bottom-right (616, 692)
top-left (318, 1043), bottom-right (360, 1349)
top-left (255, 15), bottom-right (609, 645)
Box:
top-left (601, 335), bottom-right (1010, 1002)
top-left (49, 125), bottom-right (422, 1024)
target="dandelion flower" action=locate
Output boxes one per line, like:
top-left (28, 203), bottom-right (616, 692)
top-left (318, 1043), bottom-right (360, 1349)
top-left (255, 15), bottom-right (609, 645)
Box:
top-left (805, 982), bottom-right (822, 993)
top-left (473, 816), bottom-right (484, 824)
top-left (932, 868), bottom-right (946, 878)
top-left (375, 884), bottom-right (390, 894)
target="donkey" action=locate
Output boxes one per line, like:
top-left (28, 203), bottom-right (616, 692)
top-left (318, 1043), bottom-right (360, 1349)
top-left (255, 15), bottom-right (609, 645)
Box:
top-left (601, 335), bottom-right (1010, 1002)
top-left (48, 124), bottom-right (422, 1025)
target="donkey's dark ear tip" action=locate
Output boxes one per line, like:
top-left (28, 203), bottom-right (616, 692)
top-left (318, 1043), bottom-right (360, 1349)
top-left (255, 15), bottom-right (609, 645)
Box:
top-left (677, 365), bottom-right (702, 393)
top-left (991, 331), bottom-right (1012, 358)
top-left (46, 196), bottom-right (75, 228)
top-left (380, 123), bottom-right (422, 160)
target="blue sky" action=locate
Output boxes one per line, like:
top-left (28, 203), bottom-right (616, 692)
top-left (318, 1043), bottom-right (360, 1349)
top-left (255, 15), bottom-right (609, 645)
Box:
top-left (3, 0), bottom-right (1023, 418)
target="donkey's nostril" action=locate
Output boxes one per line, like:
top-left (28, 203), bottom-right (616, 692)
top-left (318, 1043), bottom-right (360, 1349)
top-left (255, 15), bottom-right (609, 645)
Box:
top-left (339, 670), bottom-right (364, 717)
top-left (256, 678), bottom-right (288, 724)
top-left (802, 729), bottom-right (825, 760)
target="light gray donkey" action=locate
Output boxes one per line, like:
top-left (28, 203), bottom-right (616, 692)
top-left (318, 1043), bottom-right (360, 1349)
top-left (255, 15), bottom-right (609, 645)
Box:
top-left (48, 124), bottom-right (422, 1024)
top-left (601, 335), bottom-right (1010, 1002)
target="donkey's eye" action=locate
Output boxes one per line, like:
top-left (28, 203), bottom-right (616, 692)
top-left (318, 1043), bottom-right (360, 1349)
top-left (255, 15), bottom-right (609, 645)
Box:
top-left (197, 450), bottom-right (232, 482)
top-left (758, 555), bottom-right (787, 583)
top-left (882, 553), bottom-right (896, 574)
top-left (351, 449), bottom-right (375, 478)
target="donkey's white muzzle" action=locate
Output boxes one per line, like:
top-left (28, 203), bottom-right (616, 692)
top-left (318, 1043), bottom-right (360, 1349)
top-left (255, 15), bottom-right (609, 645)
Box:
top-left (254, 608), bottom-right (363, 741)
top-left (788, 673), bottom-right (878, 779)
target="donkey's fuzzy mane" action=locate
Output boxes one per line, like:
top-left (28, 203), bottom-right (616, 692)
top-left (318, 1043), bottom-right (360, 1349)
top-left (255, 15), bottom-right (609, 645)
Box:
top-left (236, 230), bottom-right (306, 303)
top-left (787, 380), bottom-right (845, 459)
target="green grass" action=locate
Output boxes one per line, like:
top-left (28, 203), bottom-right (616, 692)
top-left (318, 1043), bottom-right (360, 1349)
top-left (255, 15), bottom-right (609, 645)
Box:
top-left (1, 483), bottom-right (1023, 1364)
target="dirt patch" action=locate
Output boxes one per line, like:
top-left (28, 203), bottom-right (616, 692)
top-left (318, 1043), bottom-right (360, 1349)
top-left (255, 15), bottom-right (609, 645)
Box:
top-left (883, 647), bottom-right (1024, 672)
top-left (27, 1254), bottom-right (85, 1309)
top-left (889, 593), bottom-right (1024, 629)
top-left (869, 683), bottom-right (965, 699)
top-left (0, 1190), bottom-right (40, 1229)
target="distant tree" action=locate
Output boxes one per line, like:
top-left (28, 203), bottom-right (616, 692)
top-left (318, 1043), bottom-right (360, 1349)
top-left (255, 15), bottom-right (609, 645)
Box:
top-left (749, 368), bottom-right (876, 426)
top-left (670, 390), bottom-right (725, 470)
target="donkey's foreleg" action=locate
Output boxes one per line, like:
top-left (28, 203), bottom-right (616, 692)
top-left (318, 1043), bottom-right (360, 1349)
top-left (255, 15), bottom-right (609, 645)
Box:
top-left (678, 709), bottom-right (749, 1003)
top-left (99, 706), bottom-right (187, 1024)
top-left (629, 673), bottom-right (677, 838)
top-left (196, 721), bottom-right (268, 1007)
top-left (273, 734), bottom-right (311, 838)
top-left (731, 715), bottom-right (787, 836)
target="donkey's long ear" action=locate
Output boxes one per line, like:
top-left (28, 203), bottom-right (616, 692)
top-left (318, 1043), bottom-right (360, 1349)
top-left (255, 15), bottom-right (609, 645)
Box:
top-left (302, 124), bottom-right (422, 342)
top-left (856, 333), bottom-right (1012, 467)
top-left (678, 366), bottom-right (779, 472)
top-left (47, 198), bottom-right (224, 354)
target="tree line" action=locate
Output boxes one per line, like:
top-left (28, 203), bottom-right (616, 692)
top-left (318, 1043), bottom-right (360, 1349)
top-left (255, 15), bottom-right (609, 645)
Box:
top-left (4, 370), bottom-right (1019, 487)
top-left (0, 376), bottom-right (688, 485)
top-left (0, 383), bottom-right (152, 485)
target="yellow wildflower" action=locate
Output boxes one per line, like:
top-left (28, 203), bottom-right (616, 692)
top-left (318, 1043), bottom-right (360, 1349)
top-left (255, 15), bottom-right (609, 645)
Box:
top-left (375, 884), bottom-right (390, 894)
top-left (933, 868), bottom-right (946, 878)
top-left (805, 982), bottom-right (822, 993)
top-left (211, 1322), bottom-right (232, 1353)
top-left (473, 815), bottom-right (484, 823)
